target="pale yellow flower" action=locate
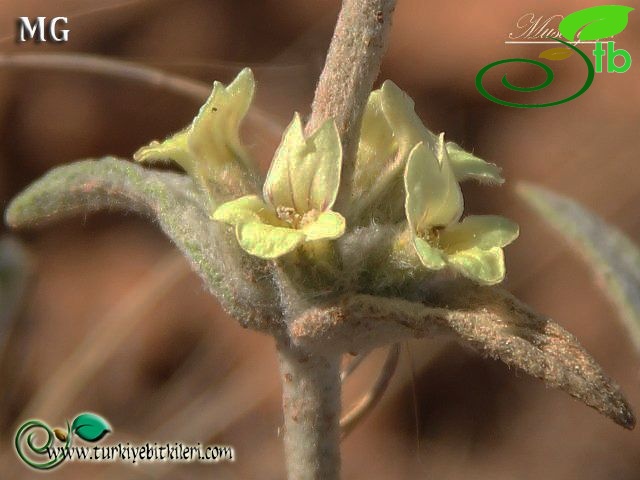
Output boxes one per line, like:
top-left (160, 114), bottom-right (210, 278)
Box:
top-left (404, 134), bottom-right (518, 285)
top-left (213, 114), bottom-right (345, 259)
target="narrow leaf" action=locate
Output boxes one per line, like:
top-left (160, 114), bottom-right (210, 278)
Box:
top-left (290, 286), bottom-right (635, 429)
top-left (4, 157), bottom-right (279, 328)
top-left (518, 182), bottom-right (640, 352)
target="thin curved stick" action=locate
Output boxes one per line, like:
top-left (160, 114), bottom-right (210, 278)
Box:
top-left (18, 253), bottom-right (189, 422)
top-left (340, 343), bottom-right (400, 439)
top-left (0, 52), bottom-right (283, 138)
top-left (340, 350), bottom-right (371, 382)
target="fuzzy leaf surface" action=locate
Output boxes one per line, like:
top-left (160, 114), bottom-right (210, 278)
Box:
top-left (519, 182), bottom-right (640, 352)
top-left (290, 285), bottom-right (635, 429)
top-left (5, 157), bottom-right (278, 330)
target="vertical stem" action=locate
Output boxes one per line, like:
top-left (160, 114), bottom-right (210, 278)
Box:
top-left (278, 340), bottom-right (342, 480)
top-left (306, 0), bottom-right (396, 209)
top-left (279, 2), bottom-right (397, 478)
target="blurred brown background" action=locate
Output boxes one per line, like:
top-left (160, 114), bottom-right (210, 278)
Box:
top-left (1, 1), bottom-right (640, 478)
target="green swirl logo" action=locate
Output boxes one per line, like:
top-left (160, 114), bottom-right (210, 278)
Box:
top-left (15, 413), bottom-right (110, 470)
top-left (15, 420), bottom-right (71, 470)
top-left (475, 38), bottom-right (594, 108)
top-left (476, 5), bottom-right (634, 108)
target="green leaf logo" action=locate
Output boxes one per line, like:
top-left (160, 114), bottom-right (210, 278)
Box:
top-left (559, 5), bottom-right (634, 41)
top-left (70, 413), bottom-right (111, 442)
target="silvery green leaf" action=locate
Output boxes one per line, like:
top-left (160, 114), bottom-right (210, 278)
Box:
top-left (4, 157), bottom-right (278, 329)
top-left (290, 285), bottom-right (635, 429)
top-left (518, 182), bottom-right (640, 352)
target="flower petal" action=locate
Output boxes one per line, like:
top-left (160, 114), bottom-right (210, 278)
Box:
top-left (439, 215), bottom-right (519, 253)
top-left (447, 246), bottom-right (506, 285)
top-left (263, 113), bottom-right (305, 210)
top-left (379, 81), bottom-right (502, 187)
top-left (190, 67), bottom-right (255, 172)
top-left (212, 195), bottom-right (280, 226)
top-left (302, 211), bottom-right (346, 241)
top-left (380, 80), bottom-right (436, 153)
top-left (264, 113), bottom-right (341, 213)
top-left (134, 68), bottom-right (255, 179)
top-left (352, 89), bottom-right (398, 196)
top-left (404, 139), bottom-right (463, 232)
top-left (236, 222), bottom-right (305, 259)
top-left (446, 142), bottom-right (504, 185)
top-left (133, 129), bottom-right (195, 174)
top-left (348, 88), bottom-right (408, 225)
top-left (413, 236), bottom-right (447, 270)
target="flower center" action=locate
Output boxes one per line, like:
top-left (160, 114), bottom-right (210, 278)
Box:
top-left (276, 206), bottom-right (302, 227)
top-left (276, 207), bottom-right (320, 230)
top-left (417, 225), bottom-right (444, 247)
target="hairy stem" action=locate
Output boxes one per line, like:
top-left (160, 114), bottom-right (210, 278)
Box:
top-left (279, 2), bottom-right (396, 478)
top-left (278, 340), bottom-right (342, 480)
top-left (306, 0), bottom-right (396, 209)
